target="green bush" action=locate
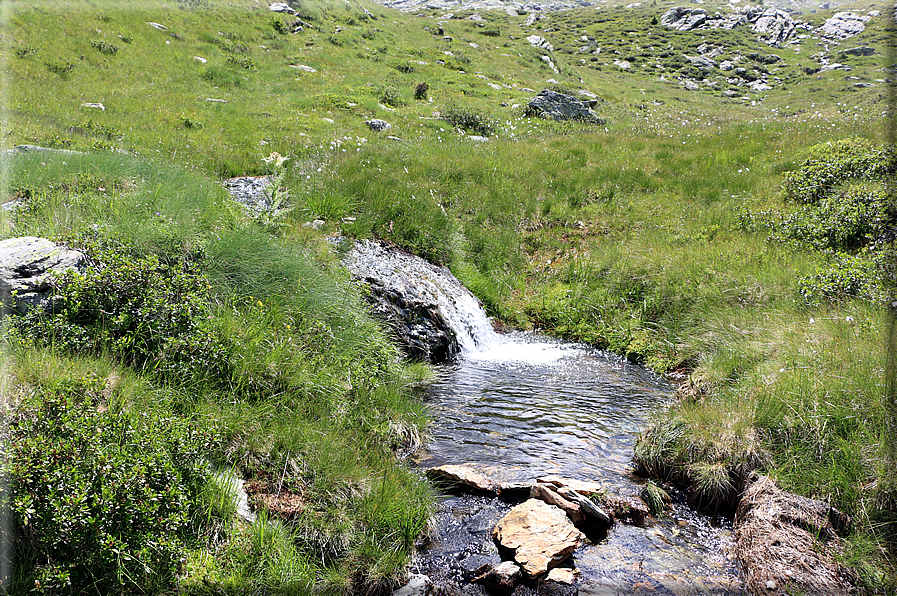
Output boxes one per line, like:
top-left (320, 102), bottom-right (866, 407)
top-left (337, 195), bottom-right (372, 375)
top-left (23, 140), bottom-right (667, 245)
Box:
top-left (797, 251), bottom-right (884, 305)
top-left (2, 377), bottom-right (218, 594)
top-left (781, 138), bottom-right (897, 204)
top-left (441, 102), bottom-right (496, 136)
top-left (90, 40), bottom-right (119, 55)
top-left (12, 243), bottom-right (231, 385)
top-left (742, 182), bottom-right (891, 252)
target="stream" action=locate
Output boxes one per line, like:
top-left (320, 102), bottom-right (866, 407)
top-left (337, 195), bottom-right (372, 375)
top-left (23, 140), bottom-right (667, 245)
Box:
top-left (343, 240), bottom-right (745, 595)
top-left (411, 333), bottom-right (745, 595)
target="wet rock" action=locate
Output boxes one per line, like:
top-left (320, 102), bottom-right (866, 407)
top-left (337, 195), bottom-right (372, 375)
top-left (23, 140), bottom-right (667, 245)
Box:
top-left (821, 12), bottom-right (868, 39)
top-left (365, 118), bottom-right (392, 132)
top-left (342, 238), bottom-right (499, 362)
top-left (595, 494), bottom-right (650, 526)
top-left (341, 239), bottom-right (460, 362)
top-left (554, 487), bottom-right (612, 525)
top-left (531, 483), bottom-right (584, 525)
top-left (473, 561), bottom-right (521, 593)
top-left (0, 237), bottom-right (87, 314)
top-left (735, 476), bottom-right (853, 596)
top-left (536, 476), bottom-right (606, 496)
top-left (394, 574), bottom-right (435, 596)
top-left (492, 499), bottom-right (585, 577)
top-left (428, 464), bottom-right (502, 494)
top-left (525, 90), bottom-right (605, 124)
top-left (545, 567), bottom-right (576, 584)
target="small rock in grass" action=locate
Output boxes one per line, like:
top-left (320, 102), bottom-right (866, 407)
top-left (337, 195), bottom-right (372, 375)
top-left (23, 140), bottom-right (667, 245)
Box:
top-left (365, 119), bottom-right (391, 132)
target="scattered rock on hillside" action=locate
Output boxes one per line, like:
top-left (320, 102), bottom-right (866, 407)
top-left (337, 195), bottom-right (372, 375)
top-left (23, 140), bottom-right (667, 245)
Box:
top-left (224, 176), bottom-right (273, 214)
top-left (493, 499), bottom-right (585, 577)
top-left (0, 237), bottom-right (87, 314)
top-left (269, 2), bottom-right (296, 14)
top-left (365, 118), bottom-right (391, 132)
top-left (525, 89), bottom-right (604, 124)
top-left (735, 476), bottom-right (854, 596)
top-left (660, 7), bottom-right (709, 31)
top-left (821, 12), bottom-right (869, 39)
top-left (526, 35), bottom-right (553, 52)
top-left (842, 46), bottom-right (876, 56)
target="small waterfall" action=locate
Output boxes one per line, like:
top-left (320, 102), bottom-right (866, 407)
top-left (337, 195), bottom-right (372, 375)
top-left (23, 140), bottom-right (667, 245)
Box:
top-left (343, 239), bottom-right (503, 358)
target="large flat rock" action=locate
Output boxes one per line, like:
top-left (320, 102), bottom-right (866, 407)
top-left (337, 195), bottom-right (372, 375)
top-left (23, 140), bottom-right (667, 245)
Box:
top-left (493, 498), bottom-right (585, 577)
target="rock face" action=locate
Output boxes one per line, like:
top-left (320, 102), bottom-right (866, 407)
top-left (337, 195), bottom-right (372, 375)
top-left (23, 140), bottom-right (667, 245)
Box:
top-left (0, 237), bottom-right (86, 314)
top-left (525, 90), bottom-right (604, 124)
top-left (492, 499), bottom-right (585, 577)
top-left (735, 476), bottom-right (853, 596)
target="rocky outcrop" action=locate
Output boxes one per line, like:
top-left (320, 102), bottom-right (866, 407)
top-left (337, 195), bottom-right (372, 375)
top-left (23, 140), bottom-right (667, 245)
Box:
top-left (659, 5), bottom-right (867, 47)
top-left (735, 476), bottom-right (854, 595)
top-left (343, 239), bottom-right (477, 363)
top-left (493, 499), bottom-right (585, 577)
top-left (0, 237), bottom-right (87, 314)
top-left (525, 90), bottom-right (604, 124)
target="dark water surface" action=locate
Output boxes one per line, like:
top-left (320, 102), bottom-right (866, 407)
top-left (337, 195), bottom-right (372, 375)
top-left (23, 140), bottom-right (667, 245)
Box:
top-left (412, 332), bottom-right (745, 595)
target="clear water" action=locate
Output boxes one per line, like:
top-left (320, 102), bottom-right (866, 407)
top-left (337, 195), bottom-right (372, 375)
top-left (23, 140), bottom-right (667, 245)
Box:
top-left (412, 332), bottom-right (745, 594)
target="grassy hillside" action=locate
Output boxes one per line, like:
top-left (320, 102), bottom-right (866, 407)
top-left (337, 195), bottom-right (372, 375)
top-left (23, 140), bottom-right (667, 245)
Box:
top-left (2, 0), bottom-right (896, 593)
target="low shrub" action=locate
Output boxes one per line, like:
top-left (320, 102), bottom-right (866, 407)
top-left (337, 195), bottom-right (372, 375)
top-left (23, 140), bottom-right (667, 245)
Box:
top-left (796, 251), bottom-right (884, 305)
top-left (1, 376), bottom-right (218, 594)
top-left (414, 81), bottom-right (429, 100)
top-left (11, 242), bottom-right (232, 385)
top-left (90, 40), bottom-right (119, 55)
top-left (378, 85), bottom-right (404, 108)
top-left (441, 102), bottom-right (496, 136)
top-left (781, 138), bottom-right (897, 204)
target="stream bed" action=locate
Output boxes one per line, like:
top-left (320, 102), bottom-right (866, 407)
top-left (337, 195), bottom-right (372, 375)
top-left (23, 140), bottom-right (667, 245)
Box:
top-left (411, 332), bottom-right (744, 595)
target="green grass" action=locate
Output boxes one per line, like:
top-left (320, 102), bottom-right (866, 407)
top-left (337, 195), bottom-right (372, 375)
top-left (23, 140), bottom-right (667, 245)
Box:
top-left (3, 0), bottom-right (897, 592)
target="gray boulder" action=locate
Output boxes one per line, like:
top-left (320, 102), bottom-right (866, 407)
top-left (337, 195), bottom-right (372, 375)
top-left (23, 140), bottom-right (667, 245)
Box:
top-left (342, 239), bottom-right (461, 363)
top-left (0, 237), bottom-right (86, 314)
top-left (365, 119), bottom-right (392, 132)
top-left (525, 90), bottom-right (605, 124)
top-left (821, 12), bottom-right (868, 39)
top-left (660, 7), bottom-right (708, 30)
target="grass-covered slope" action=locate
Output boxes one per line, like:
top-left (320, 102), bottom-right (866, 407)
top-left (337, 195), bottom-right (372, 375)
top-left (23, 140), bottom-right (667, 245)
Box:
top-left (2, 0), bottom-right (897, 593)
